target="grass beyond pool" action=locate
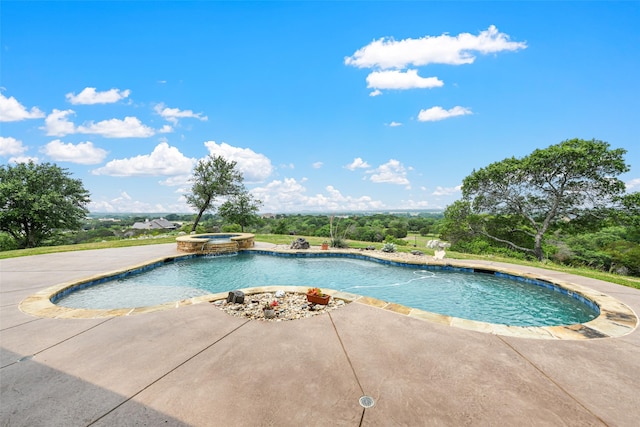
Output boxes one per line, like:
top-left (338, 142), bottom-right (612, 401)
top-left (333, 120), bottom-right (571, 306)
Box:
top-left (55, 252), bottom-right (598, 327)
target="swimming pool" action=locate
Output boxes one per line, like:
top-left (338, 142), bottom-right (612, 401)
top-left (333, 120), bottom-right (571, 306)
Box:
top-left (54, 252), bottom-right (598, 327)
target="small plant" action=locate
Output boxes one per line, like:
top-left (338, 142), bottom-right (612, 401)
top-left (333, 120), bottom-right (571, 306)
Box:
top-left (329, 215), bottom-right (352, 248)
top-left (307, 287), bottom-right (325, 297)
top-left (306, 287), bottom-right (330, 305)
top-left (264, 300), bottom-right (278, 310)
top-left (330, 237), bottom-right (350, 248)
top-left (263, 299), bottom-right (278, 318)
top-left (382, 242), bottom-right (397, 253)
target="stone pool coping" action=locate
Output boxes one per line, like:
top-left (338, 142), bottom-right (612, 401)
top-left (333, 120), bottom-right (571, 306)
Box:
top-left (18, 247), bottom-right (638, 340)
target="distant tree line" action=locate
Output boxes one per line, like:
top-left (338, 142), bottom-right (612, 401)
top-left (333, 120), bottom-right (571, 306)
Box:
top-left (1, 139), bottom-right (638, 277)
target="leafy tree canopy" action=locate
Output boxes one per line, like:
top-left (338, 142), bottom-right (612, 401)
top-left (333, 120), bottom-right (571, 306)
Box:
top-left (0, 162), bottom-right (91, 248)
top-left (185, 155), bottom-right (244, 232)
top-left (459, 138), bottom-right (629, 260)
top-left (218, 193), bottom-right (262, 232)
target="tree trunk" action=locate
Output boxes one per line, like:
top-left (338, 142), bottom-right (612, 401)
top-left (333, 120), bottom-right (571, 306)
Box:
top-left (191, 207), bottom-right (207, 233)
top-left (534, 233), bottom-right (544, 261)
top-left (190, 196), bottom-right (212, 233)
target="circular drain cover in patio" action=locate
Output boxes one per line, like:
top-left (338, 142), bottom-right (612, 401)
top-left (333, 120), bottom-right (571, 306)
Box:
top-left (359, 396), bottom-right (375, 408)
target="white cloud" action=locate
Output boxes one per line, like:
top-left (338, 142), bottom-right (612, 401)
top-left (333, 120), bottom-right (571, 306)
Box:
top-left (418, 106), bottom-right (472, 122)
top-left (387, 121), bottom-right (402, 127)
top-left (369, 89), bottom-right (382, 97)
top-left (8, 155), bottom-right (39, 164)
top-left (88, 191), bottom-right (181, 213)
top-left (43, 111), bottom-right (158, 138)
top-left (154, 103), bottom-right (208, 125)
top-left (345, 157), bottom-right (371, 171)
top-left (66, 87), bottom-right (131, 105)
top-left (345, 25), bottom-right (526, 69)
top-left (158, 125), bottom-right (173, 133)
top-left (368, 159), bottom-right (410, 187)
top-left (43, 109), bottom-right (77, 136)
top-left (159, 175), bottom-right (191, 187)
top-left (312, 162), bottom-right (323, 169)
top-left (42, 139), bottom-right (108, 165)
top-left (0, 93), bottom-right (45, 122)
top-left (92, 142), bottom-right (195, 176)
top-left (250, 178), bottom-right (307, 212)
top-left (0, 136), bottom-right (28, 156)
top-left (77, 116), bottom-right (156, 138)
top-left (626, 178), bottom-right (640, 190)
top-left (399, 199), bottom-right (431, 209)
top-left (432, 185), bottom-right (462, 196)
top-left (250, 178), bottom-right (385, 213)
top-left (366, 69), bottom-right (443, 92)
top-left (204, 141), bottom-right (273, 183)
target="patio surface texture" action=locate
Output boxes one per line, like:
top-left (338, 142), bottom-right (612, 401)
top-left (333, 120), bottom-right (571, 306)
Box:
top-left (1, 243), bottom-right (639, 426)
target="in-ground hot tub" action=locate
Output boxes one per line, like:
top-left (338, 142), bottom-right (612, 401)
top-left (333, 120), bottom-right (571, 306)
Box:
top-left (176, 233), bottom-right (255, 254)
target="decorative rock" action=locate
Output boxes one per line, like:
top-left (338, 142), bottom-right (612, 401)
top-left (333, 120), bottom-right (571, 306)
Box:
top-left (275, 290), bottom-right (285, 298)
top-left (227, 290), bottom-right (245, 304)
top-left (213, 292), bottom-right (346, 321)
top-left (290, 238), bottom-right (310, 250)
top-left (427, 239), bottom-right (451, 250)
top-left (411, 250), bottom-right (424, 256)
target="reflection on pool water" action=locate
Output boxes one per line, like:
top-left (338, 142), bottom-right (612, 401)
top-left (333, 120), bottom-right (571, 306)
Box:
top-left (54, 253), bottom-right (599, 327)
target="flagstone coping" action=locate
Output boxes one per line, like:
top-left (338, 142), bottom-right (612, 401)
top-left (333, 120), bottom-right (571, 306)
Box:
top-left (18, 247), bottom-right (638, 340)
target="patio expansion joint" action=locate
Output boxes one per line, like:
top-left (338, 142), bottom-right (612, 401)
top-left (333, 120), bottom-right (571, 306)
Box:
top-left (496, 335), bottom-right (609, 425)
top-left (0, 316), bottom-right (42, 332)
top-left (0, 317), bottom-right (115, 370)
top-left (328, 312), bottom-right (368, 426)
top-left (85, 318), bottom-right (252, 426)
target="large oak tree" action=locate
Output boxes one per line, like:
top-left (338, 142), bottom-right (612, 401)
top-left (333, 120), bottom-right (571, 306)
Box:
top-left (457, 138), bottom-right (629, 260)
top-left (0, 162), bottom-right (91, 248)
top-left (186, 155), bottom-right (244, 232)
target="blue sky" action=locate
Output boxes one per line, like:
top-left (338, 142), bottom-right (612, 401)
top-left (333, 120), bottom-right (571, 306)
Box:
top-left (1, 1), bottom-right (638, 214)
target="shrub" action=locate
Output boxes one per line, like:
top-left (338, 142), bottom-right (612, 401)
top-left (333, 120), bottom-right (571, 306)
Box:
top-left (330, 237), bottom-right (349, 248)
top-left (382, 242), bottom-right (396, 253)
top-left (222, 224), bottom-right (242, 233)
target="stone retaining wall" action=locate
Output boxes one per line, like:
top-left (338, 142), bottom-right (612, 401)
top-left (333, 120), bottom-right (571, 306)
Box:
top-left (176, 233), bottom-right (255, 253)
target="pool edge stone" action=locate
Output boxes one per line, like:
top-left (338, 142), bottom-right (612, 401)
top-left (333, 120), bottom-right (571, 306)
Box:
top-left (17, 245), bottom-right (639, 340)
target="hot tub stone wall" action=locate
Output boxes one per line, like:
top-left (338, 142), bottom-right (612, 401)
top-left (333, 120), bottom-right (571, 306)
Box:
top-left (176, 233), bottom-right (255, 253)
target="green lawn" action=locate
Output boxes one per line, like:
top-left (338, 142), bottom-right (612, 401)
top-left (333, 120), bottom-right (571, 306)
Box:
top-left (2, 233), bottom-right (639, 290)
top-left (0, 236), bottom-right (177, 259)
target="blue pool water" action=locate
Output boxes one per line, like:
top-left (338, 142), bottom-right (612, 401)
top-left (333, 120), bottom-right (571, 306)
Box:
top-left (201, 234), bottom-right (239, 243)
top-left (54, 252), bottom-right (599, 327)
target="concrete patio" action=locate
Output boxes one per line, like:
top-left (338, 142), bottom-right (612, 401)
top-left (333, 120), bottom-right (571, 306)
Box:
top-left (1, 243), bottom-right (639, 426)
